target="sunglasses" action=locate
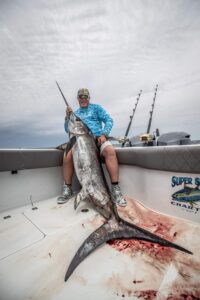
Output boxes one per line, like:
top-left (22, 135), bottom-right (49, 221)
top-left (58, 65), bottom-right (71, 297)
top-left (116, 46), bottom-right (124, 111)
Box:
top-left (79, 95), bottom-right (89, 100)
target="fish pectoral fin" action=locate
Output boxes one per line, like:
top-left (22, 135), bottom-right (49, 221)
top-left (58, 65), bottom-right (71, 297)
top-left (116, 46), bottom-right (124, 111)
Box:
top-left (74, 190), bottom-right (86, 210)
top-left (189, 201), bottom-right (194, 208)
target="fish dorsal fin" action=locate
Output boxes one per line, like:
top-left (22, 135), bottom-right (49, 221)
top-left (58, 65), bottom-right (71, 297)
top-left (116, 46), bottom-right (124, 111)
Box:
top-left (184, 183), bottom-right (190, 190)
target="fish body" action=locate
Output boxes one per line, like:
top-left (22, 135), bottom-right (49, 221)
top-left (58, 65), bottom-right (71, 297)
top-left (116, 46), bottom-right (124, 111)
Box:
top-left (172, 186), bottom-right (200, 203)
top-left (65, 114), bottom-right (192, 282)
top-left (72, 134), bottom-right (112, 219)
top-left (68, 114), bottom-right (112, 219)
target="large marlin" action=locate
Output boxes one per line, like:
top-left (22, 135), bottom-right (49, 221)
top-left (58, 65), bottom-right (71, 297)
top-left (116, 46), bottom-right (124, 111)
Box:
top-left (65, 113), bottom-right (192, 282)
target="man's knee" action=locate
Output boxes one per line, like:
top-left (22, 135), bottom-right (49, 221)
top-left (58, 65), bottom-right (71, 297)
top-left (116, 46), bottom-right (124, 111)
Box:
top-left (102, 145), bottom-right (117, 158)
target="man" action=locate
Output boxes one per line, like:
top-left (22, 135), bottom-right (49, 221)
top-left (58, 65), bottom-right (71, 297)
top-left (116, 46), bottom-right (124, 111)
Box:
top-left (57, 88), bottom-right (127, 207)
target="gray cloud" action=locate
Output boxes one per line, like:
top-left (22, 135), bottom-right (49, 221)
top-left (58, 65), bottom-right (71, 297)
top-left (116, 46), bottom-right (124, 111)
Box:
top-left (0, 119), bottom-right (67, 148)
top-left (0, 0), bottom-right (200, 147)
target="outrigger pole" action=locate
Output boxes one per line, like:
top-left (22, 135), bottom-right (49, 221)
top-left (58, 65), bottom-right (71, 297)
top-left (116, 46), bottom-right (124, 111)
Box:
top-left (122, 90), bottom-right (142, 147)
top-left (146, 84), bottom-right (158, 134)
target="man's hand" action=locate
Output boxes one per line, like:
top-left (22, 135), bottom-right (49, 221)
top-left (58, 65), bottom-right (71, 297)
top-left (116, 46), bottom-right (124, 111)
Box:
top-left (97, 135), bottom-right (107, 145)
top-left (66, 106), bottom-right (73, 119)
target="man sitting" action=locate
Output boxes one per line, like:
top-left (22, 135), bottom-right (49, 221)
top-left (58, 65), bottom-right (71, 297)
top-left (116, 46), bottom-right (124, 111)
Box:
top-left (57, 88), bottom-right (127, 207)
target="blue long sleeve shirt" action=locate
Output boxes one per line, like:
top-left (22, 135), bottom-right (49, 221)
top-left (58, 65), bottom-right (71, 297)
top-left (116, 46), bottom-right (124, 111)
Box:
top-left (64, 103), bottom-right (113, 137)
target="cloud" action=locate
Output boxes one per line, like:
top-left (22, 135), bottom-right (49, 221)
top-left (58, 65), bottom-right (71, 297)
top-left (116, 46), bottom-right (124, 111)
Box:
top-left (0, 0), bottom-right (200, 147)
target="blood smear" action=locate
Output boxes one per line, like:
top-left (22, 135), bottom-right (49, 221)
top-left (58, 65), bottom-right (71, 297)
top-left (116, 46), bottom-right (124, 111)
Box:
top-left (107, 239), bottom-right (174, 263)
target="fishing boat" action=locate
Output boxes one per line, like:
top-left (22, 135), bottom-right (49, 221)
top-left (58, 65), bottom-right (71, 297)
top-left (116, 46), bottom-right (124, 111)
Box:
top-left (0, 144), bottom-right (200, 299)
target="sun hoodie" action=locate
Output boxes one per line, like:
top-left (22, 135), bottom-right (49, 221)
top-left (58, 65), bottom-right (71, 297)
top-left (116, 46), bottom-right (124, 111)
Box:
top-left (64, 103), bottom-right (113, 137)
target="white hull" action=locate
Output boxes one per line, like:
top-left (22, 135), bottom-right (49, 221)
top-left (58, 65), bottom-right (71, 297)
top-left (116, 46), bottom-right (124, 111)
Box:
top-left (0, 146), bottom-right (200, 299)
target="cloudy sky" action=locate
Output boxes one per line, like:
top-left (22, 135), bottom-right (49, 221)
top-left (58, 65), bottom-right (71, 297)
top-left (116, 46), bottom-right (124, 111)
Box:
top-left (0, 0), bottom-right (200, 148)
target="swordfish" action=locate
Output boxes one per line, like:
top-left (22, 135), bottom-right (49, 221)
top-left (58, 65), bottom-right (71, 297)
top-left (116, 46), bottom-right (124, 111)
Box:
top-left (64, 113), bottom-right (192, 282)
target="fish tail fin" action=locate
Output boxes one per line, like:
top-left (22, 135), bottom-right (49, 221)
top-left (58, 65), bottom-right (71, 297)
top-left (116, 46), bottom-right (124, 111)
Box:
top-left (120, 218), bottom-right (193, 255)
top-left (113, 206), bottom-right (192, 255)
top-left (65, 219), bottom-right (116, 281)
top-left (65, 218), bottom-right (192, 282)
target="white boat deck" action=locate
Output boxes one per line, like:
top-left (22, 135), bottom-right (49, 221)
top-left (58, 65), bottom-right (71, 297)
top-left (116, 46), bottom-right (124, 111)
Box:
top-left (0, 196), bottom-right (200, 300)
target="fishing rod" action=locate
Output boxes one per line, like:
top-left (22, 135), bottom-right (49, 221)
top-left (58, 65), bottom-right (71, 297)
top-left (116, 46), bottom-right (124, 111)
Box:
top-left (146, 84), bottom-right (158, 134)
top-left (121, 89), bottom-right (142, 147)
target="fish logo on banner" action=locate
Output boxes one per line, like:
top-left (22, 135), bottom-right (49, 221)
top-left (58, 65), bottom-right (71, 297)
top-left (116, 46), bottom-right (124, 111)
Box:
top-left (171, 176), bottom-right (200, 214)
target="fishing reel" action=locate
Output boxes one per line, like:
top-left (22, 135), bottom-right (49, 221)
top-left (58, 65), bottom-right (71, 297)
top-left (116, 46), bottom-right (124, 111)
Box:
top-left (139, 133), bottom-right (154, 142)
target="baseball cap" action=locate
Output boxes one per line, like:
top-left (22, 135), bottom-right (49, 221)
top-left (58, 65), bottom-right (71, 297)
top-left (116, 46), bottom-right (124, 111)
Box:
top-left (77, 88), bottom-right (90, 98)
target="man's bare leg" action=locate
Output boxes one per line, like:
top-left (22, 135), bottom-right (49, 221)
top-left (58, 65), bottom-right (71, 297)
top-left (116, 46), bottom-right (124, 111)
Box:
top-left (63, 149), bottom-right (74, 185)
top-left (101, 145), bottom-right (119, 182)
top-left (101, 145), bottom-right (127, 207)
top-left (57, 150), bottom-right (74, 204)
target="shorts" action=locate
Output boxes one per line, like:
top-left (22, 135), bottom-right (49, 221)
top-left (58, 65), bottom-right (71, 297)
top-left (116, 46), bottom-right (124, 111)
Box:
top-left (64, 137), bottom-right (112, 156)
top-left (100, 141), bottom-right (112, 155)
